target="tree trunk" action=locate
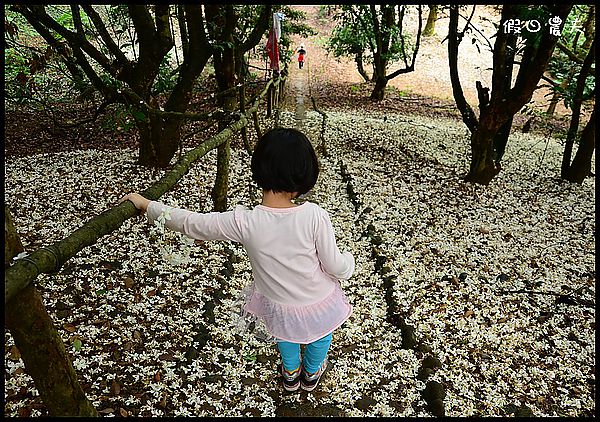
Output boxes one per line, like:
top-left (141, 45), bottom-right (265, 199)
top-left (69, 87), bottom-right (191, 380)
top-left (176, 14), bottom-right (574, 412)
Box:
top-left (423, 5), bottom-right (438, 36)
top-left (355, 52), bottom-right (370, 82)
top-left (4, 207), bottom-right (97, 417)
top-left (370, 76), bottom-right (387, 101)
top-left (492, 117), bottom-right (514, 165)
top-left (449, 4), bottom-right (572, 185)
top-left (561, 39), bottom-right (595, 178)
top-left (137, 107), bottom-right (181, 169)
top-left (370, 49), bottom-right (387, 100)
top-left (207, 5), bottom-right (237, 211)
top-left (464, 125), bottom-right (501, 185)
top-left (5, 207), bottom-right (24, 268)
top-left (563, 108), bottom-right (595, 183)
top-left (491, 33), bottom-right (517, 165)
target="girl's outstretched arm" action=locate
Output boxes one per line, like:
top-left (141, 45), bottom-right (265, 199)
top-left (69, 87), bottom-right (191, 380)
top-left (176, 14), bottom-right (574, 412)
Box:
top-left (120, 193), bottom-right (245, 243)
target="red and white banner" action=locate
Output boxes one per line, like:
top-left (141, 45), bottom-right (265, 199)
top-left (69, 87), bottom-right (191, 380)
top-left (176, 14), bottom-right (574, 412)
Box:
top-left (265, 29), bottom-right (279, 72)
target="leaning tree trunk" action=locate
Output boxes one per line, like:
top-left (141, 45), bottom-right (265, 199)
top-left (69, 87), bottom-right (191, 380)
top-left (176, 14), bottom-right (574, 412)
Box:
top-left (563, 107), bottom-right (595, 183)
top-left (561, 38), bottom-right (595, 179)
top-left (355, 51), bottom-right (371, 82)
top-left (491, 34), bottom-right (517, 166)
top-left (423, 5), bottom-right (438, 36)
top-left (4, 207), bottom-right (97, 417)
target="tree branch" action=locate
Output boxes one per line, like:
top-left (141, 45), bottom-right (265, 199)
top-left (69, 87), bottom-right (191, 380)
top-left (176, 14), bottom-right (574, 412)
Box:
top-left (240, 5), bottom-right (272, 52)
top-left (81, 5), bottom-right (130, 66)
top-left (24, 5), bottom-right (115, 75)
top-left (447, 5), bottom-right (478, 132)
top-left (556, 41), bottom-right (585, 64)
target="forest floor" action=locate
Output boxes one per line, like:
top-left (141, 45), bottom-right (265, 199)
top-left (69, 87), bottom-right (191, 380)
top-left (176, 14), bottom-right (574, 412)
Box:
top-left (4, 5), bottom-right (595, 419)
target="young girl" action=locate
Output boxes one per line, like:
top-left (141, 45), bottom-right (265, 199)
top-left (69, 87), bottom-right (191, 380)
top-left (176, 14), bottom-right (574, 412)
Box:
top-left (120, 127), bottom-right (355, 392)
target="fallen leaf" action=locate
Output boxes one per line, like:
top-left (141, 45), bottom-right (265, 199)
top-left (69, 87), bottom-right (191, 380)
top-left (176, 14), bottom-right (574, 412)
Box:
top-left (119, 407), bottom-right (128, 417)
top-left (479, 227), bottom-right (490, 234)
top-left (63, 323), bottom-right (77, 333)
top-left (154, 371), bottom-right (161, 382)
top-left (110, 380), bottom-right (121, 396)
top-left (9, 345), bottom-right (21, 361)
top-left (18, 407), bottom-right (31, 418)
top-left (464, 309), bottom-right (474, 317)
top-left (147, 289), bottom-right (157, 297)
top-left (98, 408), bottom-right (114, 414)
top-left (159, 392), bottom-right (168, 409)
top-left (159, 352), bottom-right (175, 361)
top-left (124, 277), bottom-right (134, 288)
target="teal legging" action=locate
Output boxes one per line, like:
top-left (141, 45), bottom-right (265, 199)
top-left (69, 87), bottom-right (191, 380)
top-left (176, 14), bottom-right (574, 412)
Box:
top-left (277, 332), bottom-right (333, 374)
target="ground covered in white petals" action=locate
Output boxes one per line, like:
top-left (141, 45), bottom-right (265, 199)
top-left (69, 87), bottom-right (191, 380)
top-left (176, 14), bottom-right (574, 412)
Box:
top-left (4, 109), bottom-right (595, 417)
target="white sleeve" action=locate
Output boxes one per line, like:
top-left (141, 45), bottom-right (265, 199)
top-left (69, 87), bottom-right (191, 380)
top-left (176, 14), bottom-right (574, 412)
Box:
top-left (147, 201), bottom-right (245, 243)
top-left (315, 209), bottom-right (355, 280)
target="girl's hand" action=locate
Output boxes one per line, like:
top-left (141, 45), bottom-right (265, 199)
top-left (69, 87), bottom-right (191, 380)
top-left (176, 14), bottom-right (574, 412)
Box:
top-left (119, 193), bottom-right (150, 213)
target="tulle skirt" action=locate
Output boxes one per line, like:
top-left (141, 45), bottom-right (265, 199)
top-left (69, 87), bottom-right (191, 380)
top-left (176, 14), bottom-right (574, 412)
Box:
top-left (233, 281), bottom-right (352, 344)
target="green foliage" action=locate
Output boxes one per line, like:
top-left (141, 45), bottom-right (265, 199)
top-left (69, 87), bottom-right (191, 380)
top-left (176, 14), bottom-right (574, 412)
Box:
top-left (45, 6), bottom-right (93, 40)
top-left (4, 5), bottom-right (97, 106)
top-left (152, 54), bottom-right (177, 95)
top-left (326, 5), bottom-right (418, 67)
top-left (511, 5), bottom-right (552, 51)
top-left (4, 48), bottom-right (33, 103)
top-left (327, 5), bottom-right (372, 61)
top-left (101, 104), bottom-right (138, 133)
top-left (546, 5), bottom-right (595, 110)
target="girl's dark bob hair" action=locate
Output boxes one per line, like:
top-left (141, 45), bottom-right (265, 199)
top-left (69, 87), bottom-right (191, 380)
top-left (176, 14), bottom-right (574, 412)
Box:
top-left (251, 127), bottom-right (319, 197)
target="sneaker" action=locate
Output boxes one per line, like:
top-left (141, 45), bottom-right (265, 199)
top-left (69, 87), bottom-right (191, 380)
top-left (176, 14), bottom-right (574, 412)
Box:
top-left (280, 365), bottom-right (301, 392)
top-left (301, 358), bottom-right (328, 392)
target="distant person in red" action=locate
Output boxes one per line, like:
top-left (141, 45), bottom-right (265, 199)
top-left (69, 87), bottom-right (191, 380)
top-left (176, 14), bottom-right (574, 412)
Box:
top-left (297, 44), bottom-right (306, 69)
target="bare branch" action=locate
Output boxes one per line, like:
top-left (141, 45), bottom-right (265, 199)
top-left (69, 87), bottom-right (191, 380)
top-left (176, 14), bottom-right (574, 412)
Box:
top-left (81, 5), bottom-right (130, 66)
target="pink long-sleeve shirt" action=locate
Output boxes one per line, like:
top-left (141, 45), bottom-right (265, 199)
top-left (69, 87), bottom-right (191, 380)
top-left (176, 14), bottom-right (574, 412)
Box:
top-left (147, 200), bottom-right (354, 343)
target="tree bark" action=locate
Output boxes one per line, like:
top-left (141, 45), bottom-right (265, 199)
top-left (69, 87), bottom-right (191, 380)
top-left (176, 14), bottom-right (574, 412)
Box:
top-left (491, 33), bottom-right (517, 165)
top-left (369, 5), bottom-right (390, 101)
top-left (423, 5), bottom-right (438, 36)
top-left (355, 51), bottom-right (370, 82)
top-left (561, 38), bottom-right (595, 179)
top-left (465, 125), bottom-right (501, 185)
top-left (206, 5), bottom-right (239, 212)
top-left (447, 5), bottom-right (478, 132)
top-left (5, 207), bottom-right (24, 268)
top-left (5, 207), bottom-right (97, 417)
top-left (563, 108), bottom-right (595, 183)
top-left (370, 73), bottom-right (387, 101)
